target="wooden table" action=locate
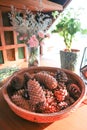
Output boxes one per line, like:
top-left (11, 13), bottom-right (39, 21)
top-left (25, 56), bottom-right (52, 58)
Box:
top-left (0, 53), bottom-right (87, 130)
top-left (0, 84), bottom-right (87, 130)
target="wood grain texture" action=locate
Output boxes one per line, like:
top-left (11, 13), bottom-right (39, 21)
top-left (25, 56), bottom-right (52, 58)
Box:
top-left (0, 0), bottom-right (63, 12)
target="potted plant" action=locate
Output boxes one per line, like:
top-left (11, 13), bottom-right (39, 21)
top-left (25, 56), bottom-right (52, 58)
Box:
top-left (52, 8), bottom-right (87, 72)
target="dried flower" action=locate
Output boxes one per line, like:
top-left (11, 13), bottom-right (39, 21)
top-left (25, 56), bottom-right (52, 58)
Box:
top-left (28, 35), bottom-right (39, 47)
top-left (9, 6), bottom-right (52, 47)
top-left (38, 31), bottom-right (45, 38)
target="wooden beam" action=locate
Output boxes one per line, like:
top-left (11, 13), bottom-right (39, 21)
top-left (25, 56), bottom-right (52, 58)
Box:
top-left (0, 0), bottom-right (63, 12)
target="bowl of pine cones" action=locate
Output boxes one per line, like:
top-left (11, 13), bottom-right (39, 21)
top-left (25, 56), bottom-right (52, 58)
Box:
top-left (2, 67), bottom-right (86, 123)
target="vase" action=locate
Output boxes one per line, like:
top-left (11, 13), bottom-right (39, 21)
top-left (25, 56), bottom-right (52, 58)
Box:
top-left (27, 46), bottom-right (40, 67)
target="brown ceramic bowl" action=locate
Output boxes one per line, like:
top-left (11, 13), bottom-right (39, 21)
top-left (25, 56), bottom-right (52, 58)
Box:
top-left (2, 67), bottom-right (86, 123)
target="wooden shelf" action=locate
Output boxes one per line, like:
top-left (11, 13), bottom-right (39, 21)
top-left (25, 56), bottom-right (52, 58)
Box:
top-left (0, 6), bottom-right (27, 68)
top-left (0, 0), bottom-right (63, 12)
top-left (0, 0), bottom-right (72, 68)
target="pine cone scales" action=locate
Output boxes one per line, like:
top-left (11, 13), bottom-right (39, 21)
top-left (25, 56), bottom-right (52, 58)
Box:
top-left (11, 94), bottom-right (29, 110)
top-left (16, 89), bottom-right (24, 95)
top-left (27, 79), bottom-right (46, 106)
top-left (54, 88), bottom-right (68, 102)
top-left (34, 72), bottom-right (58, 90)
top-left (67, 83), bottom-right (81, 99)
top-left (55, 70), bottom-right (68, 83)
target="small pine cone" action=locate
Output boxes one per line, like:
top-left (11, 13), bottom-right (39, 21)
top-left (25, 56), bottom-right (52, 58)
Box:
top-left (35, 100), bottom-right (59, 113)
top-left (24, 72), bottom-right (34, 82)
top-left (54, 87), bottom-right (68, 102)
top-left (65, 96), bottom-right (75, 105)
top-left (10, 75), bottom-right (24, 90)
top-left (58, 82), bottom-right (67, 89)
top-left (27, 79), bottom-right (46, 107)
top-left (35, 102), bottom-right (47, 113)
top-left (44, 89), bottom-right (55, 105)
top-left (55, 70), bottom-right (68, 83)
top-left (12, 89), bottom-right (30, 100)
top-left (46, 101), bottom-right (59, 113)
top-left (58, 101), bottom-right (68, 110)
top-left (67, 83), bottom-right (81, 100)
top-left (43, 104), bottom-right (58, 113)
top-left (34, 71), bottom-right (58, 90)
top-left (11, 94), bottom-right (30, 110)
top-left (69, 96), bottom-right (75, 104)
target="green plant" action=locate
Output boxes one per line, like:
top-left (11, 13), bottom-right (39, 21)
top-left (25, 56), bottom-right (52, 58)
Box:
top-left (0, 67), bottom-right (19, 82)
top-left (52, 8), bottom-right (87, 52)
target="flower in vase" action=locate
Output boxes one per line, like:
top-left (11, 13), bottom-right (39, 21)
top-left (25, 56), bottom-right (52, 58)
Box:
top-left (28, 35), bottom-right (39, 47)
top-left (8, 6), bottom-right (52, 66)
top-left (38, 31), bottom-right (45, 38)
top-left (9, 6), bottom-right (52, 48)
top-left (17, 31), bottom-right (50, 48)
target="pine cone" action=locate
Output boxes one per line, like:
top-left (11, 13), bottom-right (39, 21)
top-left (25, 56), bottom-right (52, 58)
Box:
top-left (44, 89), bottom-right (55, 104)
top-left (54, 87), bottom-right (68, 102)
top-left (10, 74), bottom-right (24, 90)
top-left (27, 79), bottom-right (46, 107)
top-left (55, 70), bottom-right (68, 83)
top-left (35, 100), bottom-right (59, 113)
top-left (58, 101), bottom-right (68, 110)
top-left (24, 72), bottom-right (34, 82)
top-left (11, 94), bottom-right (30, 110)
top-left (67, 83), bottom-right (81, 100)
top-left (65, 96), bottom-right (75, 105)
top-left (34, 71), bottom-right (58, 90)
top-left (43, 102), bottom-right (59, 113)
